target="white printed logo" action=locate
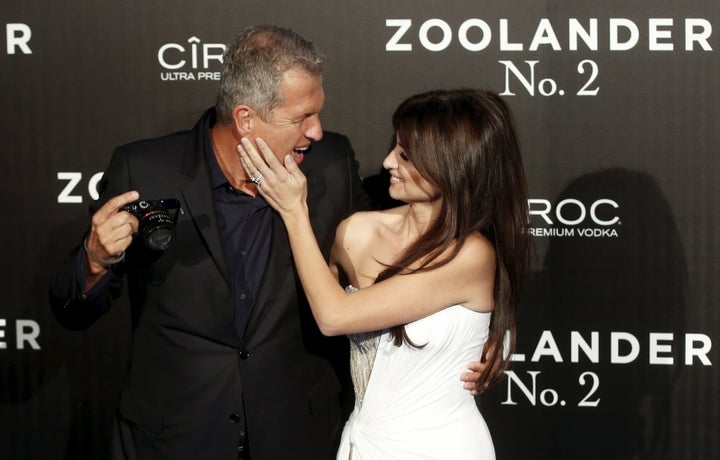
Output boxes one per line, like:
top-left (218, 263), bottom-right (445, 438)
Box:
top-left (158, 37), bottom-right (225, 81)
top-left (528, 198), bottom-right (620, 238)
top-left (5, 23), bottom-right (32, 54)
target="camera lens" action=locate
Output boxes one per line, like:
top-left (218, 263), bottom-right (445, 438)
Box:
top-left (121, 198), bottom-right (181, 251)
top-left (138, 209), bottom-right (176, 250)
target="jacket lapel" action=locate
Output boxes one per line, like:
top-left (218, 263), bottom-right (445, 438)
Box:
top-left (180, 110), bottom-right (231, 286)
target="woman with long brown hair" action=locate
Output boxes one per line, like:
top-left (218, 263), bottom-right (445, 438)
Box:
top-left (238, 88), bottom-right (531, 459)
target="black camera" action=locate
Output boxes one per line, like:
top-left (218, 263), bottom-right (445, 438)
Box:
top-left (122, 198), bottom-right (183, 251)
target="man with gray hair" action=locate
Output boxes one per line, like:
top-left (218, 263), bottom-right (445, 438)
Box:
top-left (51, 25), bottom-right (367, 459)
top-left (50, 25), bottom-right (485, 459)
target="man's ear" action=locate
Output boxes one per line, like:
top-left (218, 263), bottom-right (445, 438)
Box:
top-left (232, 105), bottom-right (253, 135)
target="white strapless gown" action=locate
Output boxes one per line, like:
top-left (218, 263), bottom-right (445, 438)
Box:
top-left (338, 287), bottom-right (495, 459)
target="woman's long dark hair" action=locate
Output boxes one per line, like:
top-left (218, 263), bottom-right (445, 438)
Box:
top-left (376, 89), bottom-right (531, 388)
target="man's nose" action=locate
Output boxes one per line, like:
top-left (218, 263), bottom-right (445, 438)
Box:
top-left (305, 115), bottom-right (323, 141)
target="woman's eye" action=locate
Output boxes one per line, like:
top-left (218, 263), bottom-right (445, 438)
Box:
top-left (399, 152), bottom-right (410, 161)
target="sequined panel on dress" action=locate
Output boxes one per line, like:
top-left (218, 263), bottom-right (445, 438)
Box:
top-left (345, 285), bottom-right (382, 407)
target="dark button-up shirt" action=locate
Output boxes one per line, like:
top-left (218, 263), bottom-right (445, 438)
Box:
top-left (205, 134), bottom-right (272, 338)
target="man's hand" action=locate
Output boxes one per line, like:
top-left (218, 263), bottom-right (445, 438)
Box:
top-left (84, 191), bottom-right (140, 280)
top-left (461, 339), bottom-right (502, 395)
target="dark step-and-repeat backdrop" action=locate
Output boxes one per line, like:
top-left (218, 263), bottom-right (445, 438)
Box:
top-left (1, 1), bottom-right (718, 459)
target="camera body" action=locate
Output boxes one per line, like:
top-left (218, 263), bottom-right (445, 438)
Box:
top-left (122, 198), bottom-right (182, 250)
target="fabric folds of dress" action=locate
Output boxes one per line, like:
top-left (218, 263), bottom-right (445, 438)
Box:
top-left (337, 289), bottom-right (495, 459)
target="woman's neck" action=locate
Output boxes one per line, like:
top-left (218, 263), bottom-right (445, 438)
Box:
top-left (398, 200), bottom-right (441, 239)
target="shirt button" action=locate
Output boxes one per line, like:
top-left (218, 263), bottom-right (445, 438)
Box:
top-left (241, 250), bottom-right (247, 257)
top-left (239, 350), bottom-right (251, 360)
top-left (239, 293), bottom-right (246, 300)
top-left (229, 412), bottom-right (241, 424)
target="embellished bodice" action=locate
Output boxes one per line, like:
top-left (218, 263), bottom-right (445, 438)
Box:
top-left (345, 285), bottom-right (382, 406)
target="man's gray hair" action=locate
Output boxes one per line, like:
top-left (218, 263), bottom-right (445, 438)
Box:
top-left (215, 25), bottom-right (327, 124)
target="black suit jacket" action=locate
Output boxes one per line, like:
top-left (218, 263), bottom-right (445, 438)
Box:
top-left (50, 109), bottom-right (369, 459)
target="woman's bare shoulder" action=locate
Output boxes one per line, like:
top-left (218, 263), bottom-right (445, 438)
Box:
top-left (456, 232), bottom-right (496, 269)
top-left (338, 206), bottom-right (409, 237)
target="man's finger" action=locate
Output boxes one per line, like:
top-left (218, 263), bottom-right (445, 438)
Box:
top-left (99, 191), bottom-right (140, 219)
top-left (465, 361), bottom-right (486, 373)
top-left (460, 370), bottom-right (482, 382)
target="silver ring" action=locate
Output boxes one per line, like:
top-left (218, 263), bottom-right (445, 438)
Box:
top-left (250, 173), bottom-right (263, 185)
